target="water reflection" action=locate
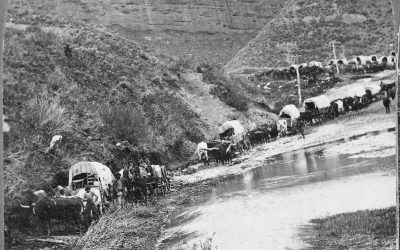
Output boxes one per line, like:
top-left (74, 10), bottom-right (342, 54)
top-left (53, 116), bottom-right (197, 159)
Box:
top-left (160, 132), bottom-right (396, 250)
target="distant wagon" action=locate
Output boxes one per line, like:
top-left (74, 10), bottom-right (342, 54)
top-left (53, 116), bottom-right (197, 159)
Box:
top-left (218, 120), bottom-right (245, 143)
top-left (69, 161), bottom-right (115, 213)
top-left (303, 95), bottom-right (333, 122)
top-left (346, 85), bottom-right (366, 98)
top-left (345, 85), bottom-right (369, 109)
top-left (278, 104), bottom-right (300, 130)
top-left (364, 84), bottom-right (381, 103)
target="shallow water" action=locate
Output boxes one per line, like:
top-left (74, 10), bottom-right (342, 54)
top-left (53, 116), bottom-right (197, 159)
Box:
top-left (160, 131), bottom-right (396, 250)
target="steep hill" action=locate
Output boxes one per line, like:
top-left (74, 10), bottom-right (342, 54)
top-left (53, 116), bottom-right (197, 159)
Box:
top-left (7, 0), bottom-right (290, 66)
top-left (3, 22), bottom-right (274, 198)
top-left (225, 0), bottom-right (396, 73)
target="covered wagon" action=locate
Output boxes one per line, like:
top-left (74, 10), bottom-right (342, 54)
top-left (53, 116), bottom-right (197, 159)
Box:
top-left (279, 104), bottom-right (300, 129)
top-left (69, 161), bottom-right (115, 213)
top-left (303, 95), bottom-right (333, 122)
top-left (364, 84), bottom-right (381, 103)
top-left (218, 120), bottom-right (245, 143)
top-left (346, 85), bottom-right (366, 98)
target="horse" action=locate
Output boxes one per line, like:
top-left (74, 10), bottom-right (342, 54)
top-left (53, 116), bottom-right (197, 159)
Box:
top-left (129, 166), bottom-right (148, 205)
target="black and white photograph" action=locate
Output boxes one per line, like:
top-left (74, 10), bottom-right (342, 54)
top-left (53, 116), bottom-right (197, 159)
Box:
top-left (0, 0), bottom-right (399, 249)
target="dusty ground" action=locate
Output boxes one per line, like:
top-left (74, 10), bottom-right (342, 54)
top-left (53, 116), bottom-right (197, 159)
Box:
top-left (74, 94), bottom-right (395, 249)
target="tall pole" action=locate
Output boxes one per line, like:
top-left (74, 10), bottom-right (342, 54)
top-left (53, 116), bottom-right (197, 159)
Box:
top-left (295, 65), bottom-right (301, 105)
top-left (331, 42), bottom-right (340, 75)
top-left (0, 0), bottom-right (9, 246)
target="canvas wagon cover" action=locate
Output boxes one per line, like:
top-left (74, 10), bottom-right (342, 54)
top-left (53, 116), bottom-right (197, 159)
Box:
top-left (364, 84), bottom-right (381, 95)
top-left (279, 104), bottom-right (300, 119)
top-left (69, 161), bottom-right (114, 190)
top-left (218, 120), bottom-right (245, 135)
top-left (303, 95), bottom-right (331, 109)
top-left (346, 86), bottom-right (366, 97)
top-left (218, 120), bottom-right (245, 143)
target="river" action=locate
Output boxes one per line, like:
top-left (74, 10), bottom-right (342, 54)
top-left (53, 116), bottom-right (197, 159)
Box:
top-left (158, 130), bottom-right (396, 250)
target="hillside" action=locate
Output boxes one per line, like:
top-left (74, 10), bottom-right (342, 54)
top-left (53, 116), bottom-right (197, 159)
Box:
top-left (225, 0), bottom-right (396, 73)
top-left (7, 0), bottom-right (291, 66)
top-left (3, 21), bottom-right (276, 199)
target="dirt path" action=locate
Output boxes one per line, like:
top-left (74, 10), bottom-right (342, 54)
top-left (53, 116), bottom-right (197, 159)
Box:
top-left (179, 73), bottom-right (275, 137)
top-left (173, 101), bottom-right (395, 184)
top-left (179, 73), bottom-right (237, 137)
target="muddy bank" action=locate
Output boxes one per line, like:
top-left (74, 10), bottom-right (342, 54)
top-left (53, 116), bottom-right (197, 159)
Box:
top-left (76, 101), bottom-right (395, 249)
top-left (174, 101), bottom-right (395, 184)
top-left (75, 180), bottom-right (221, 249)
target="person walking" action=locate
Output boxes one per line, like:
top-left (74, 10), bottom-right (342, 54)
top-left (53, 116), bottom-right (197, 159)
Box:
top-left (113, 173), bottom-right (125, 209)
top-left (383, 94), bottom-right (391, 113)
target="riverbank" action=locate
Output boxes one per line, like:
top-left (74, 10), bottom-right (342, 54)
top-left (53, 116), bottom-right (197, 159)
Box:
top-left (75, 100), bottom-right (396, 249)
top-left (173, 101), bottom-right (395, 184)
top-left (300, 207), bottom-right (396, 250)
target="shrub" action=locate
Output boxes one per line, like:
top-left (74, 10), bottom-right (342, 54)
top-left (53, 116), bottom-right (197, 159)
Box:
top-left (221, 85), bottom-right (249, 111)
top-left (202, 66), bottom-right (249, 111)
top-left (196, 63), bottom-right (213, 73)
top-left (19, 97), bottom-right (75, 143)
top-left (100, 104), bottom-right (149, 147)
top-left (169, 57), bottom-right (191, 73)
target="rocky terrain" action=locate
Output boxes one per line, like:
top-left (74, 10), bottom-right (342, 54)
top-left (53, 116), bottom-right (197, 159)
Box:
top-left (7, 0), bottom-right (290, 66)
top-left (225, 0), bottom-right (396, 74)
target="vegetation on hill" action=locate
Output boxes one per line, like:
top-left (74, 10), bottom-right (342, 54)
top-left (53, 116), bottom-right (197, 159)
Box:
top-left (3, 25), bottom-right (209, 198)
top-left (225, 0), bottom-right (396, 73)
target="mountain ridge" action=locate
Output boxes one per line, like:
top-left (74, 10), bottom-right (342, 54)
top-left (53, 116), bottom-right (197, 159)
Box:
top-left (225, 0), bottom-right (396, 73)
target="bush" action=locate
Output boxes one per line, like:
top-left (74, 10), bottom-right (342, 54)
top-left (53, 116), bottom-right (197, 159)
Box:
top-left (19, 97), bottom-right (75, 143)
top-left (202, 66), bottom-right (249, 111)
top-left (168, 57), bottom-right (191, 73)
top-left (100, 104), bottom-right (149, 147)
top-left (221, 84), bottom-right (249, 111)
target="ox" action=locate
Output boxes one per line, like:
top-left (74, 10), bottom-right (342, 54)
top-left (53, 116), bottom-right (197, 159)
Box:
top-left (268, 123), bottom-right (279, 140)
top-left (206, 141), bottom-right (237, 165)
top-left (20, 197), bottom-right (85, 235)
top-left (196, 142), bottom-right (211, 165)
top-left (246, 128), bottom-right (269, 145)
top-left (277, 120), bottom-right (287, 137)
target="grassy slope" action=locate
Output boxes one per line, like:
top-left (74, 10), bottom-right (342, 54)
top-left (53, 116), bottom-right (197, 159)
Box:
top-left (3, 4), bottom-right (276, 199)
top-left (3, 24), bottom-right (209, 196)
top-left (300, 207), bottom-right (396, 249)
top-left (225, 0), bottom-right (396, 73)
